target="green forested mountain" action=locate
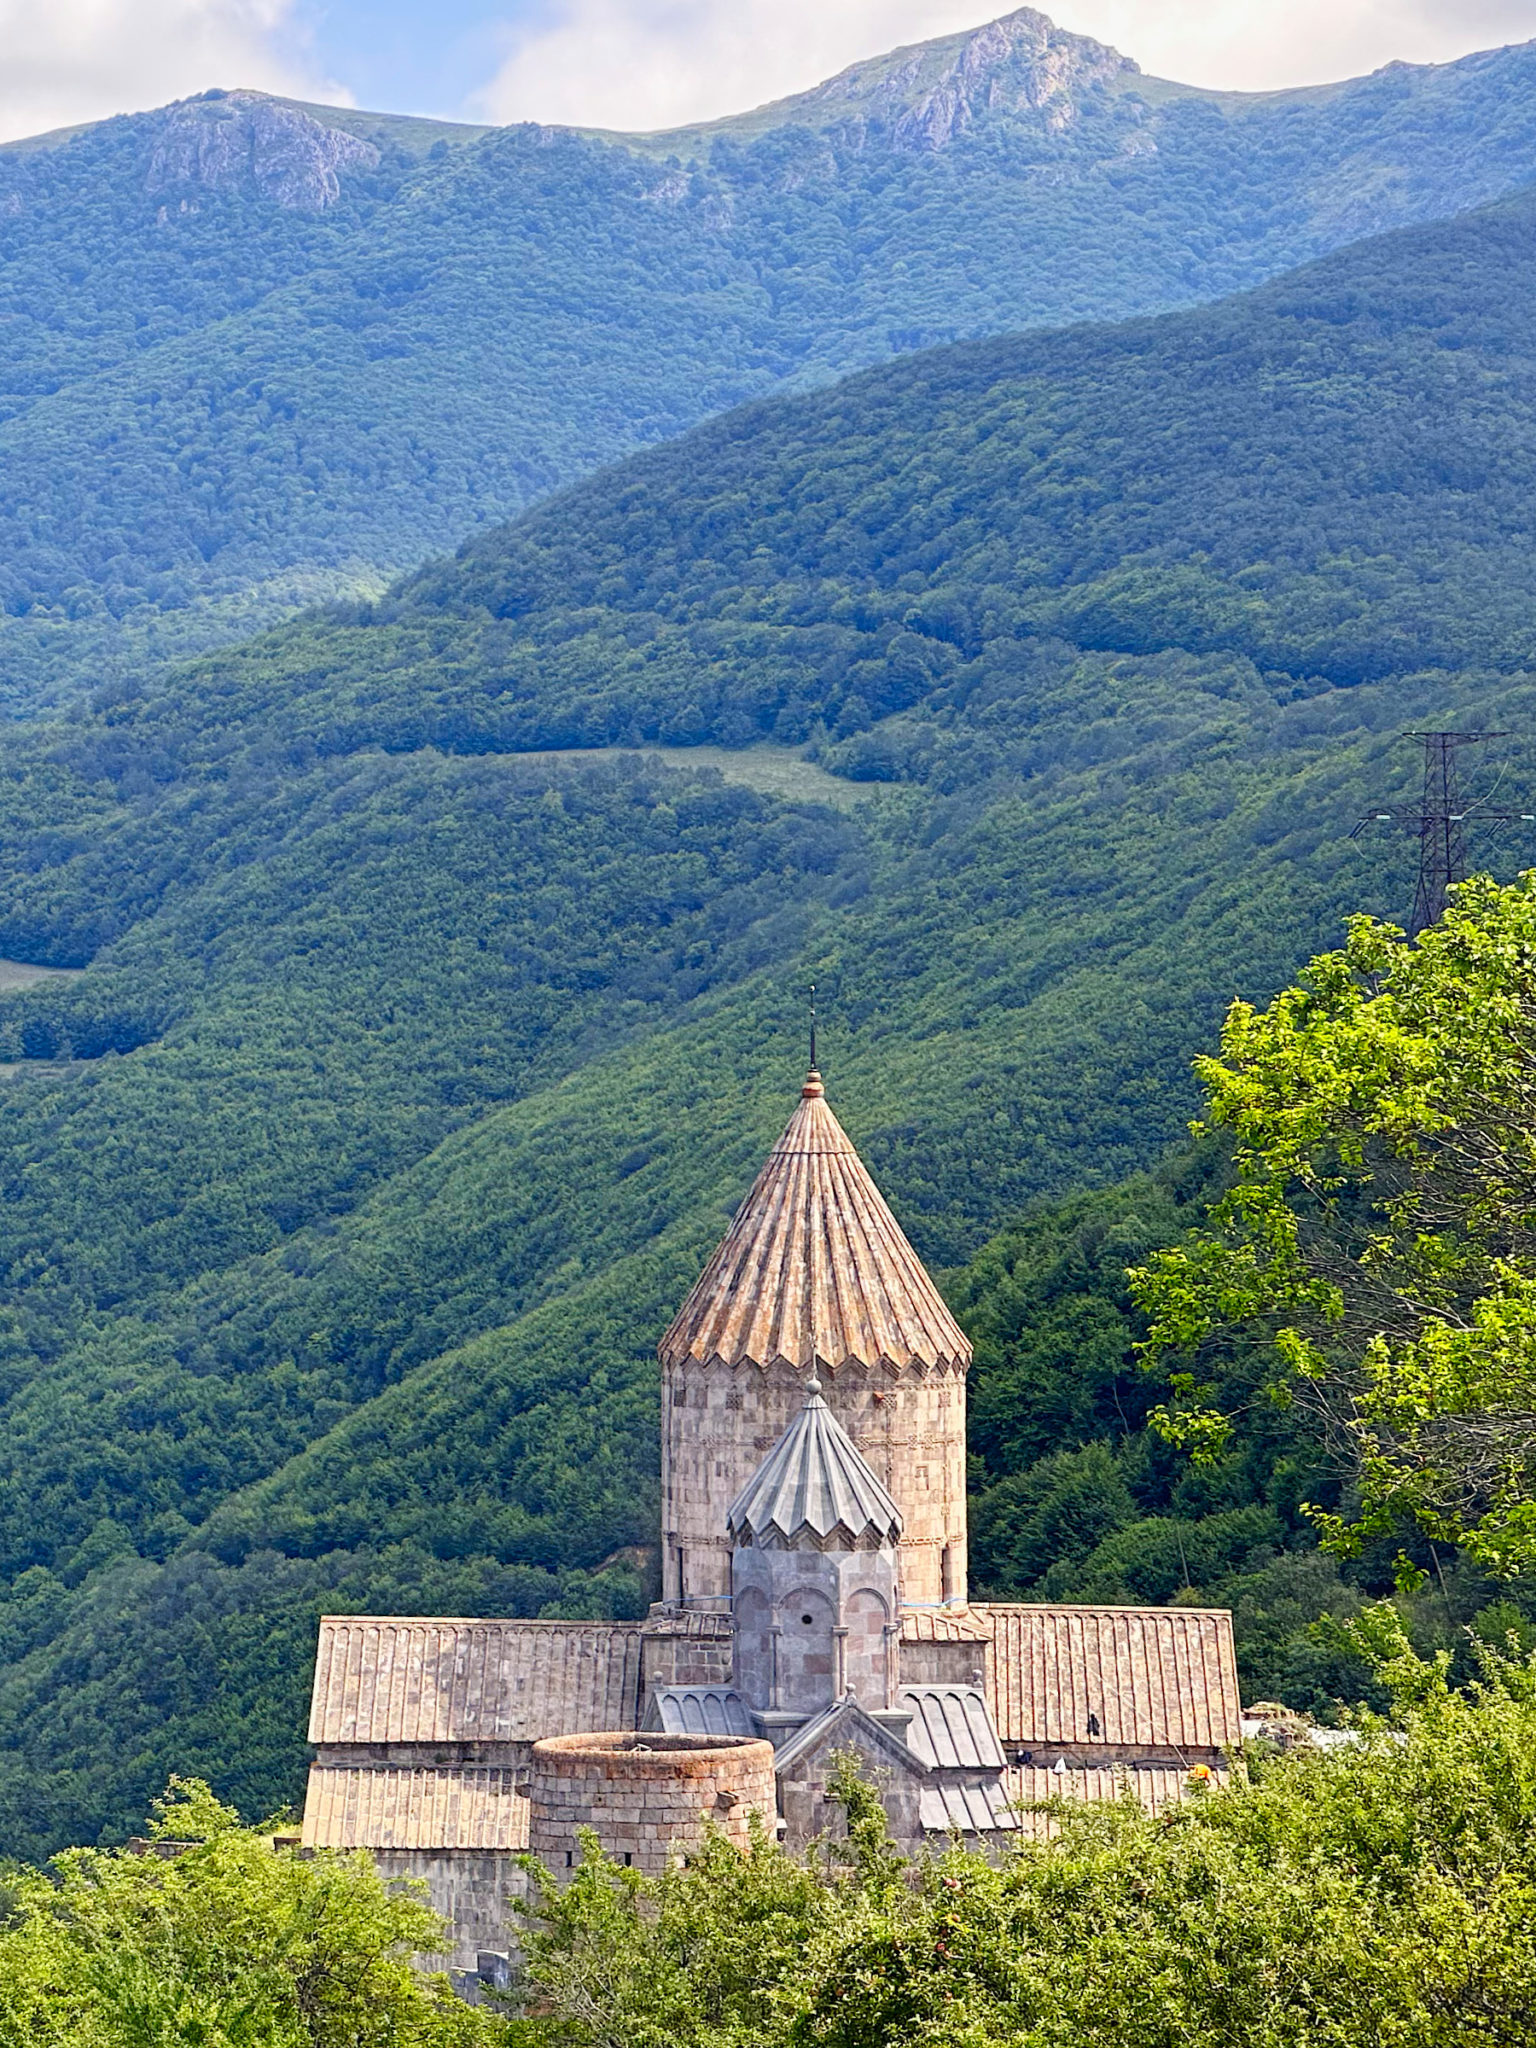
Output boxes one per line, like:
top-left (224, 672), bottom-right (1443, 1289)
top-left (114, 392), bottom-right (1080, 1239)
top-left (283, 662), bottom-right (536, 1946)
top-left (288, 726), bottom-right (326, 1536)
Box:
top-left (10, 11), bottom-right (1536, 705)
top-left (2, 177), bottom-right (1536, 1854)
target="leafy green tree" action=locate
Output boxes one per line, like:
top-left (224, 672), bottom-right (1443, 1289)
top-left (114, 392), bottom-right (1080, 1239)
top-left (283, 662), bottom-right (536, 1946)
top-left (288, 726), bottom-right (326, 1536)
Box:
top-left (510, 1813), bottom-right (832, 2048)
top-left (1134, 874), bottom-right (1536, 1579)
top-left (513, 1617), bottom-right (1536, 2048)
top-left (0, 1778), bottom-right (498, 2048)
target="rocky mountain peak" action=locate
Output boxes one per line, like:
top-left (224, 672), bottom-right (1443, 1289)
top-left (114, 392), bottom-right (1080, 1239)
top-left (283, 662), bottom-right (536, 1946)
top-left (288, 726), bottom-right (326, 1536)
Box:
top-left (805, 6), bottom-right (1136, 148)
top-left (145, 92), bottom-right (379, 212)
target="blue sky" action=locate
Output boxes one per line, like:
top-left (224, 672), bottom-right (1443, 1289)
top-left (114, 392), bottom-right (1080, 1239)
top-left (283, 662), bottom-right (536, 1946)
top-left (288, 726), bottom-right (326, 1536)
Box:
top-left (281, 0), bottom-right (538, 122)
top-left (287, 0), bottom-right (1536, 127)
top-left (2, 0), bottom-right (1535, 146)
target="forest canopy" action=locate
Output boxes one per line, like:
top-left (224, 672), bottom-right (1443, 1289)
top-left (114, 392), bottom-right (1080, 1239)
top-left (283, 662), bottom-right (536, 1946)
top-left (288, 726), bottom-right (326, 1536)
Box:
top-left (8, 27), bottom-right (1536, 703)
top-left (2, 168), bottom-right (1536, 1850)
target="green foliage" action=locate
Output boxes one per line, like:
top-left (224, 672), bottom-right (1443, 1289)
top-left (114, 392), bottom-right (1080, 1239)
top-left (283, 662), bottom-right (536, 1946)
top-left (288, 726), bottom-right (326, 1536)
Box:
top-left (512, 1818), bottom-right (829, 2048)
top-left (1135, 875), bottom-right (1536, 1578)
top-left (969, 1443), bottom-right (1137, 1595)
top-left (7, 168), bottom-right (1536, 1851)
top-left (957, 1156), bottom-right (1535, 1715)
top-left (12, 39), bottom-right (1536, 702)
top-left (71, 172), bottom-right (1536, 793)
top-left (0, 1778), bottom-right (501, 2046)
top-left (510, 1617), bottom-right (1536, 2047)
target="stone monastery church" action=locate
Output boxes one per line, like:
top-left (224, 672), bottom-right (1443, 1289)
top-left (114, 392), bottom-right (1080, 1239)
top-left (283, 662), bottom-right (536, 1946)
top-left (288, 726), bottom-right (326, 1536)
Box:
top-left (301, 1068), bottom-right (1242, 1968)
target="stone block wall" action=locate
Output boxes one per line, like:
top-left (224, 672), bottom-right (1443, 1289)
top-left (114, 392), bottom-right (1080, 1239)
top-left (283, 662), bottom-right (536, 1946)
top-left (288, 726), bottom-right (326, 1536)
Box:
top-left (640, 1620), bottom-right (733, 1692)
top-left (898, 1638), bottom-right (990, 1688)
top-left (776, 1748), bottom-right (924, 1856)
top-left (662, 1358), bottom-right (969, 1608)
top-left (372, 1850), bottom-right (526, 1972)
top-left (527, 1731), bottom-right (776, 1877)
top-left (731, 1539), bottom-right (899, 1714)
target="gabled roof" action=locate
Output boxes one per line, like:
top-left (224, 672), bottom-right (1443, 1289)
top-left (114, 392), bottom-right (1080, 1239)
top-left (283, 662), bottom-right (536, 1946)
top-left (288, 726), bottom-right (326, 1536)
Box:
top-left (976, 1604), bottom-right (1242, 1752)
top-left (644, 1686), bottom-right (756, 1738)
top-left (900, 1685), bottom-right (1005, 1772)
top-left (658, 1072), bottom-right (971, 1376)
top-left (727, 1377), bottom-right (902, 1547)
top-left (302, 1765), bottom-right (529, 1851)
top-left (771, 1695), bottom-right (930, 1781)
top-left (919, 1781), bottom-right (1019, 1834)
top-left (307, 1617), bottom-right (643, 1745)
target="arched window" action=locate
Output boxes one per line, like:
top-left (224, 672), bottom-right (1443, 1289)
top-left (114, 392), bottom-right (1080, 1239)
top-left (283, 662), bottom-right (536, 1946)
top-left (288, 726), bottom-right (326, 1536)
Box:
top-left (843, 1586), bottom-right (890, 1706)
top-left (777, 1586), bottom-right (836, 1713)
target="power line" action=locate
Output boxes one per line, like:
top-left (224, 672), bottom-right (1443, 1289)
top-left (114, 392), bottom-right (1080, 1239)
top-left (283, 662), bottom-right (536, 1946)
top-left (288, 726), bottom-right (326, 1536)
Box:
top-left (1353, 732), bottom-right (1534, 937)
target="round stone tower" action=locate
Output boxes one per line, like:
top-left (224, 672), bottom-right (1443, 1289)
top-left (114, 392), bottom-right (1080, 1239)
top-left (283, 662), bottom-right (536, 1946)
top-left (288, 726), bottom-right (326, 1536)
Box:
top-left (657, 1070), bottom-right (971, 1610)
top-left (527, 1731), bottom-right (776, 1875)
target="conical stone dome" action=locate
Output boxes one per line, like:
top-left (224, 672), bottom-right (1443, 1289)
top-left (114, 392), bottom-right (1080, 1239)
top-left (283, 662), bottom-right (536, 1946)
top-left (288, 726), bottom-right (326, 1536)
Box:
top-left (728, 1378), bottom-right (903, 1549)
top-left (659, 1072), bottom-right (970, 1377)
top-left (658, 1070), bottom-right (972, 1610)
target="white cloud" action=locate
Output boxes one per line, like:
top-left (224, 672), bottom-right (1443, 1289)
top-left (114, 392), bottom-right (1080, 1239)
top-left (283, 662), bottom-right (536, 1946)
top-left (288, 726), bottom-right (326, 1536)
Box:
top-left (1061, 0), bottom-right (1536, 91)
top-left (0, 0), bottom-right (345, 145)
top-left (478, 0), bottom-right (1536, 134)
top-left (479, 0), bottom-right (1056, 130)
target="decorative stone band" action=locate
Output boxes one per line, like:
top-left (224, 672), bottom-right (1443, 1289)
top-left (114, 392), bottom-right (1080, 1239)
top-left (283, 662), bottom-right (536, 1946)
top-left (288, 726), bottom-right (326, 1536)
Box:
top-left (526, 1731), bottom-right (777, 1877)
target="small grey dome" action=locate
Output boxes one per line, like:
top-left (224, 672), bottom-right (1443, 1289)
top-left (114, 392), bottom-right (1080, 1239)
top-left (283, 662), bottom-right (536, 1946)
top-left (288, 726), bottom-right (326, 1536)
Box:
top-left (727, 1380), bottom-right (903, 1548)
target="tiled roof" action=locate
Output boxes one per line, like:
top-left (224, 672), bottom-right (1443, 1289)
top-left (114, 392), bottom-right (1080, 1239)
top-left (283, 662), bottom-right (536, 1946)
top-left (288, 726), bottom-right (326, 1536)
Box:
top-left (641, 1608), bottom-right (733, 1639)
top-left (308, 1618), bottom-right (643, 1745)
top-left (1006, 1763), bottom-right (1227, 1836)
top-left (900, 1684), bottom-right (1005, 1772)
top-left (301, 1766), bottom-right (529, 1851)
top-left (728, 1378), bottom-right (902, 1547)
top-left (645, 1686), bottom-right (755, 1738)
top-left (977, 1604), bottom-right (1242, 1752)
top-left (900, 1607), bottom-right (991, 1644)
top-left (658, 1073), bottom-right (971, 1377)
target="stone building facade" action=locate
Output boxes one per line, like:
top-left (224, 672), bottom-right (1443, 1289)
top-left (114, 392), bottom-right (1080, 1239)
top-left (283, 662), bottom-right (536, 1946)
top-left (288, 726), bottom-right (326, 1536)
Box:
top-left (302, 1069), bottom-right (1243, 1971)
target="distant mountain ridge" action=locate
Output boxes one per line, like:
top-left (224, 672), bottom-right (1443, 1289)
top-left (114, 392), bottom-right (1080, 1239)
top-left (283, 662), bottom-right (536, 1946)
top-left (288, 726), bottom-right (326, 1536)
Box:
top-left (680, 6), bottom-right (1135, 150)
top-left (142, 93), bottom-right (383, 213)
top-left (6, 12), bottom-right (1536, 709)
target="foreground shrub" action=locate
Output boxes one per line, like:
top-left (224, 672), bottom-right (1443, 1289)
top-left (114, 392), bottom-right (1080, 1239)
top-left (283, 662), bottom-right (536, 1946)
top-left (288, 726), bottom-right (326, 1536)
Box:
top-left (0, 1778), bottom-right (500, 2047)
top-left (513, 1610), bottom-right (1536, 2048)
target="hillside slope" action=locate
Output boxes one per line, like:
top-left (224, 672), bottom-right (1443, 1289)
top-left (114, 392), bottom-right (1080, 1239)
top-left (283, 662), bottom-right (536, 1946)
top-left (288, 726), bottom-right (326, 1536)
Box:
top-left (0, 187), bottom-right (1536, 1850)
top-left (10, 14), bottom-right (1536, 702)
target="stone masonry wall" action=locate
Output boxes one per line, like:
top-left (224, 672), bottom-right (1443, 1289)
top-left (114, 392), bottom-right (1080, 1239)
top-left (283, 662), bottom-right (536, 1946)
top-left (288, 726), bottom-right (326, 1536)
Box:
top-left (373, 1850), bottom-right (526, 1972)
top-left (898, 1639), bottom-right (991, 1688)
top-left (663, 1358), bottom-right (968, 1607)
top-left (527, 1732), bottom-right (776, 1877)
top-left (640, 1627), bottom-right (733, 1692)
